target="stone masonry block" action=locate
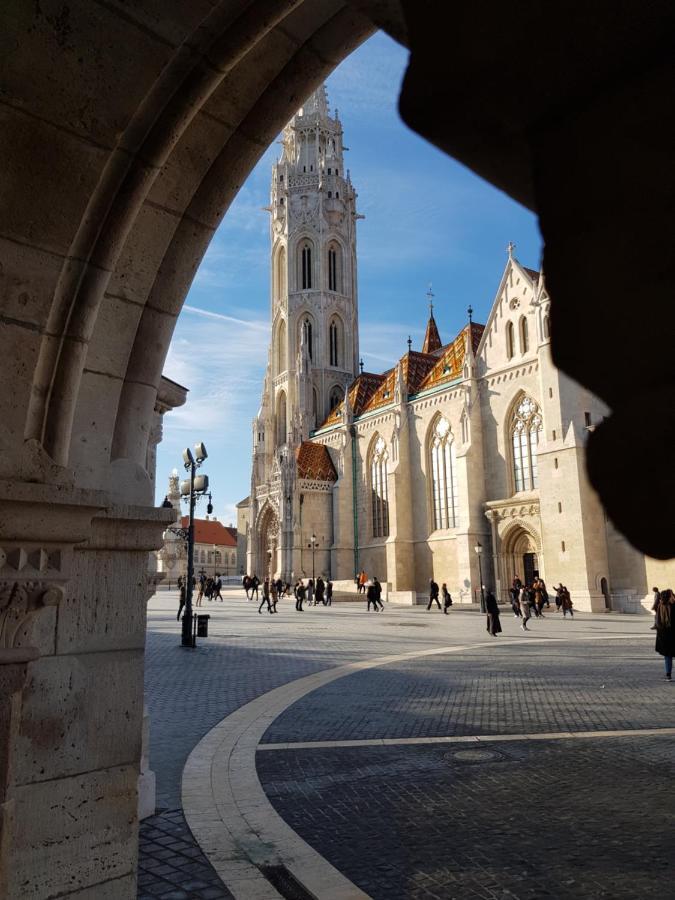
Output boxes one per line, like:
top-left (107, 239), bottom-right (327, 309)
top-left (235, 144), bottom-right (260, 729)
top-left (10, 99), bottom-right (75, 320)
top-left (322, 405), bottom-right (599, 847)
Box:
top-left (7, 765), bottom-right (138, 898)
top-left (13, 650), bottom-right (144, 785)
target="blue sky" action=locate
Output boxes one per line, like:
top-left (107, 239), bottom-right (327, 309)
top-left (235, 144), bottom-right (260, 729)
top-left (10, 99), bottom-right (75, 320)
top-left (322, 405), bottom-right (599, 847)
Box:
top-left (155, 31), bottom-right (542, 526)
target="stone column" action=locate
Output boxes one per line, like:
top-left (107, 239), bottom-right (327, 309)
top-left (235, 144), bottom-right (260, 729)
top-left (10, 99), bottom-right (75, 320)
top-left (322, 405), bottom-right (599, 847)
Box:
top-left (0, 480), bottom-right (173, 898)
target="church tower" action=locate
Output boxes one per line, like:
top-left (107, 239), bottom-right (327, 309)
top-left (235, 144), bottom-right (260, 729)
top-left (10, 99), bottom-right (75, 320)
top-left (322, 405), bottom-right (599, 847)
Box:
top-left (266, 83), bottom-right (360, 450)
top-left (248, 84), bottom-right (361, 579)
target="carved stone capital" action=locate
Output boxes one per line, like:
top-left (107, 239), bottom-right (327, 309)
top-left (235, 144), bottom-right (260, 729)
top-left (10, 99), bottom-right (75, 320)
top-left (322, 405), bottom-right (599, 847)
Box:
top-left (0, 580), bottom-right (63, 650)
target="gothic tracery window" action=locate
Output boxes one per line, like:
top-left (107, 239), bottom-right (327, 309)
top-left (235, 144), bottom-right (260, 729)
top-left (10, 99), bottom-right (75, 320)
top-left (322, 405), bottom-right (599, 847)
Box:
top-left (370, 436), bottom-right (390, 538)
top-left (511, 396), bottom-right (542, 492)
top-left (430, 416), bottom-right (458, 530)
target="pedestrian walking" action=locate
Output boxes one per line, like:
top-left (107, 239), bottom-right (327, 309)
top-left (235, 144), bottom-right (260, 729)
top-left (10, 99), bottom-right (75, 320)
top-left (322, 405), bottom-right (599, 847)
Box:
top-left (176, 582), bottom-right (186, 621)
top-left (554, 584), bottom-right (563, 612)
top-left (242, 573), bottom-right (250, 599)
top-left (251, 574), bottom-right (260, 601)
top-left (294, 580), bottom-right (305, 611)
top-left (315, 576), bottom-right (325, 606)
top-left (374, 577), bottom-right (384, 610)
top-left (270, 579), bottom-right (278, 614)
top-left (561, 585), bottom-right (574, 617)
top-left (366, 580), bottom-right (379, 612)
top-left (519, 586), bottom-right (531, 630)
top-left (326, 579), bottom-right (333, 606)
top-left (442, 583), bottom-right (453, 614)
top-left (306, 578), bottom-right (314, 606)
top-left (358, 570), bottom-right (367, 595)
top-left (651, 587), bottom-right (661, 630)
top-left (213, 576), bottom-right (223, 601)
top-left (485, 589), bottom-right (502, 636)
top-left (427, 579), bottom-right (441, 610)
top-left (259, 577), bottom-right (272, 614)
top-left (655, 589), bottom-right (675, 680)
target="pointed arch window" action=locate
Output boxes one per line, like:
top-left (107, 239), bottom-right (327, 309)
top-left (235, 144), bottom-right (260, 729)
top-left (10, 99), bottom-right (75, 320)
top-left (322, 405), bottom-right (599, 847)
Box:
top-left (328, 245), bottom-right (340, 292)
top-left (511, 396), bottom-right (542, 492)
top-left (506, 321), bottom-right (515, 360)
top-left (301, 243), bottom-right (312, 289)
top-left (519, 316), bottom-right (529, 353)
top-left (370, 436), bottom-right (390, 538)
top-left (329, 386), bottom-right (343, 412)
top-left (430, 416), bottom-right (458, 530)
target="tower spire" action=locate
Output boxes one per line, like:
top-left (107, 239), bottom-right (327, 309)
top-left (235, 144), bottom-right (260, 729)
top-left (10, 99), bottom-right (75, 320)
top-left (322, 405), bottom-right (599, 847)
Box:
top-left (422, 286), bottom-right (442, 354)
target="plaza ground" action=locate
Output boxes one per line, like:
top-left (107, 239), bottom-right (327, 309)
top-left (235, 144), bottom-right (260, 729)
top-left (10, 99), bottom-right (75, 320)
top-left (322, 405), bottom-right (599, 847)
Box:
top-left (140, 588), bottom-right (671, 899)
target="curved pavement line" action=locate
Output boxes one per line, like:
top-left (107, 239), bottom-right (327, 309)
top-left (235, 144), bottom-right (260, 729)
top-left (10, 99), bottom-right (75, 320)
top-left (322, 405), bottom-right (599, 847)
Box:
top-left (181, 633), bottom-right (644, 900)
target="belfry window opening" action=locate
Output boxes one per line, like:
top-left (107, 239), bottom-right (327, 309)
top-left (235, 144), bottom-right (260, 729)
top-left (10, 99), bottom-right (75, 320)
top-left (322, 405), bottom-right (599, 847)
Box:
top-left (512, 396), bottom-right (542, 492)
top-left (329, 319), bottom-right (339, 366)
top-left (328, 246), bottom-right (338, 292)
top-left (301, 244), bottom-right (312, 289)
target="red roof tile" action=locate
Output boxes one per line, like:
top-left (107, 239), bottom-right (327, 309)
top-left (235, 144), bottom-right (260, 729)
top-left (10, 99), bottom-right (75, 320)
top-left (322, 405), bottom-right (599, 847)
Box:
top-left (296, 441), bottom-right (338, 481)
top-left (181, 517), bottom-right (237, 546)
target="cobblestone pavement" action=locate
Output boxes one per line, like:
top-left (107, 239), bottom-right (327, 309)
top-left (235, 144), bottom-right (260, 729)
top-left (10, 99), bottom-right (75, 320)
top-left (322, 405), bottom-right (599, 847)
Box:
top-left (141, 589), bottom-right (663, 898)
top-left (257, 736), bottom-right (674, 899)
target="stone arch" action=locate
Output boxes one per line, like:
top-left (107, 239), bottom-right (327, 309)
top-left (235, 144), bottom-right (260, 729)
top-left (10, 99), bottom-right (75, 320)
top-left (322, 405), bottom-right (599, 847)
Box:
top-left (328, 312), bottom-right (345, 367)
top-left (255, 501), bottom-right (280, 581)
top-left (500, 519), bottom-right (542, 589)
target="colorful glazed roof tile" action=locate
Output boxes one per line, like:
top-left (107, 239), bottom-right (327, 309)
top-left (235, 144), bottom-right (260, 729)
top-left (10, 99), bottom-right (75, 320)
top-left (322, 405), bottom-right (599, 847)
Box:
top-left (422, 313), bottom-right (442, 353)
top-left (417, 323), bottom-right (484, 393)
top-left (315, 322), bottom-right (485, 431)
top-left (296, 441), bottom-right (338, 481)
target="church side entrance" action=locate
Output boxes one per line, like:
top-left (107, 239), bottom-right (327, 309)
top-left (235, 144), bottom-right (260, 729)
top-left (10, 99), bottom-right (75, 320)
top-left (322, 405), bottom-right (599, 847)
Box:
top-left (257, 505), bottom-right (280, 581)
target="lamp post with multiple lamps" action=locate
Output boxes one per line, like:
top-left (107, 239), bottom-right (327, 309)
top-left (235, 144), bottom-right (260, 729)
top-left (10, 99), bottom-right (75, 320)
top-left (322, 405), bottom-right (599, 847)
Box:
top-left (307, 533), bottom-right (318, 581)
top-left (474, 541), bottom-right (486, 613)
top-left (176, 442), bottom-right (212, 648)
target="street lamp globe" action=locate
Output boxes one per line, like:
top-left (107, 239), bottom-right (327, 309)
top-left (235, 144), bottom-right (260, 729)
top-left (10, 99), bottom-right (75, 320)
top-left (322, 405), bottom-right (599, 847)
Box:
top-left (474, 541), bottom-right (483, 556)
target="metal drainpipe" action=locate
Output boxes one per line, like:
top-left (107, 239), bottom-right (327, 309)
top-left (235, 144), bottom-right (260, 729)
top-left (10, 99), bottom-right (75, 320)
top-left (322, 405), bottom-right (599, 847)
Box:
top-left (349, 425), bottom-right (359, 578)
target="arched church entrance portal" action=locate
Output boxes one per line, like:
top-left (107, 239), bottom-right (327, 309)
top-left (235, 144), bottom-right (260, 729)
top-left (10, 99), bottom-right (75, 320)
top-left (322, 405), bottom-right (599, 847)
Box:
top-left (500, 525), bottom-right (541, 597)
top-left (258, 507), bottom-right (280, 581)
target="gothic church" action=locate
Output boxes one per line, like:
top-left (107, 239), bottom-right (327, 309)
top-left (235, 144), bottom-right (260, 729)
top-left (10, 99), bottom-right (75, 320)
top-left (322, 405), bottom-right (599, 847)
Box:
top-left (242, 85), bottom-right (672, 612)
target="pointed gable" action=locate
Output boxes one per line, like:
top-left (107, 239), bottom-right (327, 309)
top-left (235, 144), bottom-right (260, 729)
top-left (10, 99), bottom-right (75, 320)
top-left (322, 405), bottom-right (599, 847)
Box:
top-left (422, 313), bottom-right (442, 354)
top-left (418, 323), bottom-right (484, 392)
top-left (296, 441), bottom-right (337, 481)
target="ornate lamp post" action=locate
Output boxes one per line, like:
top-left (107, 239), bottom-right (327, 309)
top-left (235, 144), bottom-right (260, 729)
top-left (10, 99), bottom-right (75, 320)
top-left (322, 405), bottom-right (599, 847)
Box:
top-left (474, 541), bottom-right (486, 613)
top-left (307, 532), bottom-right (318, 581)
top-left (176, 442), bottom-right (211, 648)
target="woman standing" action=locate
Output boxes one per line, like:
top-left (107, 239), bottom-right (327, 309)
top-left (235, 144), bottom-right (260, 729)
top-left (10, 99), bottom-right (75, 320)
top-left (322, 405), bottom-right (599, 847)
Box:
top-left (485, 589), bottom-right (502, 636)
top-left (519, 586), bottom-right (532, 631)
top-left (655, 589), bottom-right (675, 681)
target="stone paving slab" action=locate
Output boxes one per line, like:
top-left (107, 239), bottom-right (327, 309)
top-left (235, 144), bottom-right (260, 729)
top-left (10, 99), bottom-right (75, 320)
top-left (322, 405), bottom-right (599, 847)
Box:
top-left (261, 635), bottom-right (662, 744)
top-left (256, 736), bottom-right (675, 899)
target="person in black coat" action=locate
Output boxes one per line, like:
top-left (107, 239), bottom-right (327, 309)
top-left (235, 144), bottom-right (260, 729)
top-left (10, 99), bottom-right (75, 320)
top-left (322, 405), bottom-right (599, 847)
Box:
top-left (485, 589), bottom-right (502, 636)
top-left (427, 579), bottom-right (441, 610)
top-left (655, 588), bottom-right (675, 680)
top-left (366, 581), bottom-right (379, 612)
